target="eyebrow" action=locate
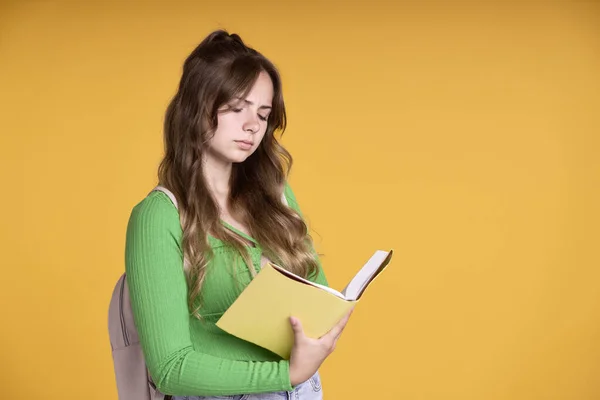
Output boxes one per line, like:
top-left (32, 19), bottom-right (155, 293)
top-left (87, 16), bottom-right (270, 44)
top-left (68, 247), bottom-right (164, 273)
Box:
top-left (235, 97), bottom-right (272, 110)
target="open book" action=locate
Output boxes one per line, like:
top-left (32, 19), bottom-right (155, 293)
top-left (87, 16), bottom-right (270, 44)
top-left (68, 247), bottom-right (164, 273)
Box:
top-left (216, 249), bottom-right (393, 359)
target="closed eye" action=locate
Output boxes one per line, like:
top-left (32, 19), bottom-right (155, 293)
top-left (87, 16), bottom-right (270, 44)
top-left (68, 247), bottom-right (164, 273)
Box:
top-left (227, 104), bottom-right (268, 121)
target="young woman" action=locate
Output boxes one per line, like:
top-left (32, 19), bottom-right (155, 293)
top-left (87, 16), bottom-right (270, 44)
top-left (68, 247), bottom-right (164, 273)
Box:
top-left (125, 30), bottom-right (353, 400)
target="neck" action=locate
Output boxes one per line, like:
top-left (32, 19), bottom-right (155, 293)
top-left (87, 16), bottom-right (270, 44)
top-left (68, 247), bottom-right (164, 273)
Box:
top-left (202, 155), bottom-right (232, 206)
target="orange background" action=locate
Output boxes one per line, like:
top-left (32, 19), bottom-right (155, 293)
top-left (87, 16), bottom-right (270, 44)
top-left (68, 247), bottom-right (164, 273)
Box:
top-left (1, 1), bottom-right (599, 399)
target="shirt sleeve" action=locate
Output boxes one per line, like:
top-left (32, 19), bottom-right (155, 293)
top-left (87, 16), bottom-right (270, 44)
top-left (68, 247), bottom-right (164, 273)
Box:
top-left (125, 193), bottom-right (293, 397)
top-left (283, 182), bottom-right (330, 287)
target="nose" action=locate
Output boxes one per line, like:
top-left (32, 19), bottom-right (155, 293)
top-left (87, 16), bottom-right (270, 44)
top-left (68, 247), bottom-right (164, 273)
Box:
top-left (243, 114), bottom-right (260, 134)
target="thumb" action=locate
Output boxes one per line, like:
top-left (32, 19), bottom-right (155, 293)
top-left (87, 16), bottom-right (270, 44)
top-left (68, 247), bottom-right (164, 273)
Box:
top-left (289, 316), bottom-right (305, 338)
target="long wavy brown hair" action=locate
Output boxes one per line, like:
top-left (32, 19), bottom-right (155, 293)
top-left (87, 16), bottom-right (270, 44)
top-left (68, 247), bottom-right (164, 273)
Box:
top-left (157, 30), bottom-right (319, 318)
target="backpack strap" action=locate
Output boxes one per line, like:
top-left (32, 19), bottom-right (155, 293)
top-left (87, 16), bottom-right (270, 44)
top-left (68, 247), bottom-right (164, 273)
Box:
top-left (152, 185), bottom-right (179, 209)
top-left (281, 187), bottom-right (288, 206)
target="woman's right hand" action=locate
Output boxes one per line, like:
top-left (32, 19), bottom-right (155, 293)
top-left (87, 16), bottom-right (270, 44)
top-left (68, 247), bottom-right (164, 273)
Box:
top-left (288, 308), bottom-right (354, 386)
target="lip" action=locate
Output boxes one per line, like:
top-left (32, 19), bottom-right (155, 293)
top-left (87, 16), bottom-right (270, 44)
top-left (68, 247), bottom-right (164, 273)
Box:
top-left (235, 140), bottom-right (254, 150)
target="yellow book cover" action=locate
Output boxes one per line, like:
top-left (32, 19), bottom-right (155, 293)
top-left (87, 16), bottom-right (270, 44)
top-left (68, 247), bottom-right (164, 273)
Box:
top-left (216, 249), bottom-right (394, 359)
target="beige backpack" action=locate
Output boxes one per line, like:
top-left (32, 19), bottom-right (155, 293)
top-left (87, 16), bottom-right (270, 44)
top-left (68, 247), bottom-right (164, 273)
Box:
top-left (108, 186), bottom-right (177, 400)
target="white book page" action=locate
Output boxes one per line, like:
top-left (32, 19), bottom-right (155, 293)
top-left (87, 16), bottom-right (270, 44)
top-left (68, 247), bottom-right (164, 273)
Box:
top-left (341, 250), bottom-right (392, 301)
top-left (270, 264), bottom-right (346, 299)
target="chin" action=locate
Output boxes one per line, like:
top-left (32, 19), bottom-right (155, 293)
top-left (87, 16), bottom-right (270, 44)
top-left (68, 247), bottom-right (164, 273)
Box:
top-left (210, 147), bottom-right (257, 165)
top-left (228, 151), bottom-right (254, 164)
top-left (230, 157), bottom-right (250, 164)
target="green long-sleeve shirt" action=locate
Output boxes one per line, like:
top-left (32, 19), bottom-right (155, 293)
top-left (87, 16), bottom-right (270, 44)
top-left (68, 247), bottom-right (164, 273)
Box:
top-left (125, 183), bottom-right (328, 396)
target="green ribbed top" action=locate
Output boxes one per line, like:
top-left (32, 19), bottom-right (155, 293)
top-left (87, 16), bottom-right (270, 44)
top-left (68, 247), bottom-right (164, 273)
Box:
top-left (125, 183), bottom-right (328, 397)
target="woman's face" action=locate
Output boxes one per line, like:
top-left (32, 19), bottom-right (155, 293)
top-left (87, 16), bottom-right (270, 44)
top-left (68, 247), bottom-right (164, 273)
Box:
top-left (206, 71), bottom-right (274, 166)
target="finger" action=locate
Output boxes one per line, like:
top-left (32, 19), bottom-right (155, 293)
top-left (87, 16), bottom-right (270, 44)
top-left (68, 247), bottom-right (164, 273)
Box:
top-left (333, 310), bottom-right (352, 337)
top-left (289, 316), bottom-right (305, 341)
top-left (323, 308), bottom-right (353, 341)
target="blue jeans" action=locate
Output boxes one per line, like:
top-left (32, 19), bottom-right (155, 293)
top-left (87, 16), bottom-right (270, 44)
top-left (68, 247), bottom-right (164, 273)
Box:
top-left (170, 371), bottom-right (323, 400)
